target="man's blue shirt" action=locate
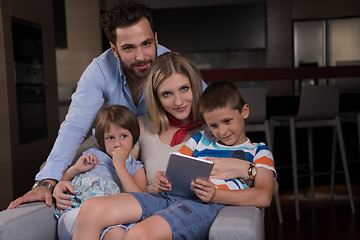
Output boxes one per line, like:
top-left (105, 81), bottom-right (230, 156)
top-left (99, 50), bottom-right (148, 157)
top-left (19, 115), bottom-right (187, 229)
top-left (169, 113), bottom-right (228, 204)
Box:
top-left (36, 45), bottom-right (170, 181)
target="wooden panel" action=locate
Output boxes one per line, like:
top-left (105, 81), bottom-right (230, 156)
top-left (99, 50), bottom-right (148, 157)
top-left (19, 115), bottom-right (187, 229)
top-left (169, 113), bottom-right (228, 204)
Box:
top-left (293, 0), bottom-right (360, 20)
top-left (0, 0), bottom-right (14, 210)
top-left (0, 0), bottom-right (59, 201)
top-left (56, 0), bottom-right (102, 87)
top-left (200, 66), bottom-right (360, 83)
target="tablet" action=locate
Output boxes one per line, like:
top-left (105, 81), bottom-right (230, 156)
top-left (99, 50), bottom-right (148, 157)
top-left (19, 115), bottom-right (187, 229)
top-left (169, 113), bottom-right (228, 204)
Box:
top-left (165, 152), bottom-right (214, 198)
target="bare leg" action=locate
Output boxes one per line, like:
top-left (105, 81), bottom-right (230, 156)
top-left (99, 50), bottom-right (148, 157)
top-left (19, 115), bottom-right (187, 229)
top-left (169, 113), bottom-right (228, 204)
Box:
top-left (125, 215), bottom-right (173, 240)
top-left (73, 193), bottom-right (142, 240)
top-left (103, 227), bottom-right (126, 240)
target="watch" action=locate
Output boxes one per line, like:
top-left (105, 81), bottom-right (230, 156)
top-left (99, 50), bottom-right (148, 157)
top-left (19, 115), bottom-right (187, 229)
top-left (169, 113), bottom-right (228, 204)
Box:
top-left (248, 163), bottom-right (257, 179)
top-left (31, 180), bottom-right (55, 192)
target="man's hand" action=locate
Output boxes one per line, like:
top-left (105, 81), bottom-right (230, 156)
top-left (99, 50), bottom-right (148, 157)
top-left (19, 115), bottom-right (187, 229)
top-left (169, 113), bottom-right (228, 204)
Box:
top-left (7, 186), bottom-right (53, 209)
top-left (53, 180), bottom-right (78, 210)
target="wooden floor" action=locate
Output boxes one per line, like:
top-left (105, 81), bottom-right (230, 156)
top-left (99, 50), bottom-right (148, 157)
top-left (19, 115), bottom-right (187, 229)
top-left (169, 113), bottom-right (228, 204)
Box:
top-left (265, 185), bottom-right (360, 240)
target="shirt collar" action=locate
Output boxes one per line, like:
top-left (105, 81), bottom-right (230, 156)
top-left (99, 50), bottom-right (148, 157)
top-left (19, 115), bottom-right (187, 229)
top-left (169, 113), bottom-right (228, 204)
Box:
top-left (117, 58), bottom-right (127, 86)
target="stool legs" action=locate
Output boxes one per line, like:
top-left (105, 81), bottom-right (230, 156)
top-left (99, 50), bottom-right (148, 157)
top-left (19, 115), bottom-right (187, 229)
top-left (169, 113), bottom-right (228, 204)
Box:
top-left (330, 127), bottom-right (337, 200)
top-left (357, 113), bottom-right (360, 157)
top-left (265, 120), bottom-right (283, 223)
top-left (290, 118), bottom-right (300, 220)
top-left (308, 128), bottom-right (315, 201)
top-left (274, 192), bottom-right (283, 223)
top-left (335, 117), bottom-right (356, 213)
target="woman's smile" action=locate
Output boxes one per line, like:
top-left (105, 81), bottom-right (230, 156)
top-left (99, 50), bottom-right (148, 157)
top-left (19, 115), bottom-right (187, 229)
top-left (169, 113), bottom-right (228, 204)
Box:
top-left (157, 73), bottom-right (193, 122)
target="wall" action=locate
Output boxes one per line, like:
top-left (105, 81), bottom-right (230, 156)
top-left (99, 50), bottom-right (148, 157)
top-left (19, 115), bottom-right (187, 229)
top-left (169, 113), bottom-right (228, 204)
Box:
top-left (56, 0), bottom-right (102, 100)
top-left (0, 0), bottom-right (15, 210)
top-left (63, 0), bottom-right (359, 98)
top-left (292, 0), bottom-right (360, 19)
top-left (266, 0), bottom-right (360, 96)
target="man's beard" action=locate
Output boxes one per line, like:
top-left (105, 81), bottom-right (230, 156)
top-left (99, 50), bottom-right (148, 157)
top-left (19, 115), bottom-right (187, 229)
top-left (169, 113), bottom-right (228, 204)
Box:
top-left (117, 45), bottom-right (157, 80)
top-left (120, 58), bottom-right (152, 80)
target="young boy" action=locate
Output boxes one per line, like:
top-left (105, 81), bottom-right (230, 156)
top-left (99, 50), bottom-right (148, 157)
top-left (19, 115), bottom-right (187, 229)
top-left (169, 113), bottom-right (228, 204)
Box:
top-left (73, 81), bottom-right (276, 240)
top-left (181, 81), bottom-right (276, 206)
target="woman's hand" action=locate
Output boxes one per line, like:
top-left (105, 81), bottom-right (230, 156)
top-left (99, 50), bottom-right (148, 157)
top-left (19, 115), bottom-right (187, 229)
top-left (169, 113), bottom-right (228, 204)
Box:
top-left (152, 171), bottom-right (171, 192)
top-left (53, 180), bottom-right (77, 210)
top-left (207, 157), bottom-right (250, 179)
top-left (191, 178), bottom-right (216, 203)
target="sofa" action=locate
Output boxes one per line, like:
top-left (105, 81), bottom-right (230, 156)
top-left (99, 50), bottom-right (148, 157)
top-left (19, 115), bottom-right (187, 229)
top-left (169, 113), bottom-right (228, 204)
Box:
top-left (0, 202), bottom-right (264, 240)
top-left (0, 136), bottom-right (265, 240)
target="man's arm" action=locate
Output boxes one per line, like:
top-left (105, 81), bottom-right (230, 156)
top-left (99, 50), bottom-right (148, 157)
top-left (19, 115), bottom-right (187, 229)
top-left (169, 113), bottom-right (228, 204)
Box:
top-left (7, 179), bottom-right (57, 209)
top-left (36, 65), bottom-right (106, 181)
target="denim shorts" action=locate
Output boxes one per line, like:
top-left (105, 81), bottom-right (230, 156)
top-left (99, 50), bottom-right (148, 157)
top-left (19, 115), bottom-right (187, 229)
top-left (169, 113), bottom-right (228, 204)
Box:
top-left (130, 192), bottom-right (225, 240)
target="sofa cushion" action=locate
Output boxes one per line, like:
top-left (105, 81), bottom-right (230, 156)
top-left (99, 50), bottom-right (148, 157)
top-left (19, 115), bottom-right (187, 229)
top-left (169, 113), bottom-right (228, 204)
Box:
top-left (0, 202), bottom-right (57, 240)
top-left (209, 206), bottom-right (264, 240)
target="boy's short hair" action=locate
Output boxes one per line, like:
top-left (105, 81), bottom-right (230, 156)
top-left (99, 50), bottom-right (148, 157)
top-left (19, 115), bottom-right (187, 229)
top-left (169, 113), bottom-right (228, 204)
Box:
top-left (200, 81), bottom-right (245, 115)
top-left (95, 105), bottom-right (140, 150)
top-left (101, 0), bottom-right (155, 44)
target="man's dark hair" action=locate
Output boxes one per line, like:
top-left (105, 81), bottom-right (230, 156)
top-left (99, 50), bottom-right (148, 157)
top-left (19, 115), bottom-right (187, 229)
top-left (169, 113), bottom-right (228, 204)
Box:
top-left (101, 0), bottom-right (155, 44)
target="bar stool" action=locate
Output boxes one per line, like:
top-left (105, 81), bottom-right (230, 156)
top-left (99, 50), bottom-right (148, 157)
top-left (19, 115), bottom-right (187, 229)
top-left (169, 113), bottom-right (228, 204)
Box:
top-left (339, 112), bottom-right (360, 156)
top-left (239, 88), bottom-right (283, 223)
top-left (270, 85), bottom-right (356, 220)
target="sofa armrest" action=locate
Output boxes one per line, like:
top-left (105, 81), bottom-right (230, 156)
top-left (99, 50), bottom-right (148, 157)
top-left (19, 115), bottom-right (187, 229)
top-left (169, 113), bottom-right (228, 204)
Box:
top-left (0, 202), bottom-right (57, 240)
top-left (209, 206), bottom-right (264, 240)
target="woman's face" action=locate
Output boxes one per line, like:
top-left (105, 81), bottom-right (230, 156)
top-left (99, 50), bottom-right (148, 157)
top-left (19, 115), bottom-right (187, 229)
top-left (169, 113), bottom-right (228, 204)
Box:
top-left (156, 73), bottom-right (193, 123)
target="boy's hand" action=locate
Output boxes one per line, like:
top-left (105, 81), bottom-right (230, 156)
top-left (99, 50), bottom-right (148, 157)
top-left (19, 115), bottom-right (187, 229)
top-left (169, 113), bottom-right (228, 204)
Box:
top-left (153, 171), bottom-right (171, 192)
top-left (74, 153), bottom-right (99, 173)
top-left (208, 157), bottom-right (249, 179)
top-left (111, 147), bottom-right (129, 169)
top-left (191, 178), bottom-right (216, 203)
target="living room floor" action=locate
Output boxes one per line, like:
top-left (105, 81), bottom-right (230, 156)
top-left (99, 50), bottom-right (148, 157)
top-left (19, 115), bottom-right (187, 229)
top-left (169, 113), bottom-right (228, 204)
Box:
top-left (265, 184), bottom-right (360, 240)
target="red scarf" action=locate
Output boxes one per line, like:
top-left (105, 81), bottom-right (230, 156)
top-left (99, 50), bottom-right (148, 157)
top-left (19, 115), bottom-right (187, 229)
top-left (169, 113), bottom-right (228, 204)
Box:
top-left (167, 114), bottom-right (203, 146)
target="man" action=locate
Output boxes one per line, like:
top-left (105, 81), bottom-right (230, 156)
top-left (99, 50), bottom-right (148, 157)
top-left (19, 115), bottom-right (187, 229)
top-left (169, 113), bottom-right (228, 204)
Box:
top-left (8, 0), bottom-right (170, 209)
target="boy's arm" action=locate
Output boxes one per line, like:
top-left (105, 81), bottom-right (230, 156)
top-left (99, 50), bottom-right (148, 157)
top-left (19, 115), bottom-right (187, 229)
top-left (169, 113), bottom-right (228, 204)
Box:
top-left (212, 168), bottom-right (274, 208)
top-left (208, 157), bottom-right (251, 179)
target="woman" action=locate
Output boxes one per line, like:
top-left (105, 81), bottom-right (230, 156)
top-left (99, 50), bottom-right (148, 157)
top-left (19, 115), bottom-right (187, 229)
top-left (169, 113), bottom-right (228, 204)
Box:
top-left (72, 52), bottom-right (257, 240)
top-left (131, 51), bottom-right (204, 193)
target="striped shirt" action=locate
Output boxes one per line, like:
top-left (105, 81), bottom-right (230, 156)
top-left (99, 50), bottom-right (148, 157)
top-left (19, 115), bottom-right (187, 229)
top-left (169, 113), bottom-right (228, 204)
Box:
top-left (178, 130), bottom-right (276, 190)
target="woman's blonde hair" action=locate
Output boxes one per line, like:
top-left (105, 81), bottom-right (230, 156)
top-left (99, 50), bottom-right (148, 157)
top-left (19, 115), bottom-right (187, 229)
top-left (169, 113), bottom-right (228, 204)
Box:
top-left (145, 52), bottom-right (203, 134)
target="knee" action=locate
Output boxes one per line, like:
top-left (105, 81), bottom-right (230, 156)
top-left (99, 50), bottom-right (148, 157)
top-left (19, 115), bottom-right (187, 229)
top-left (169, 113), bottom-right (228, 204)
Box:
top-left (77, 198), bottom-right (102, 223)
